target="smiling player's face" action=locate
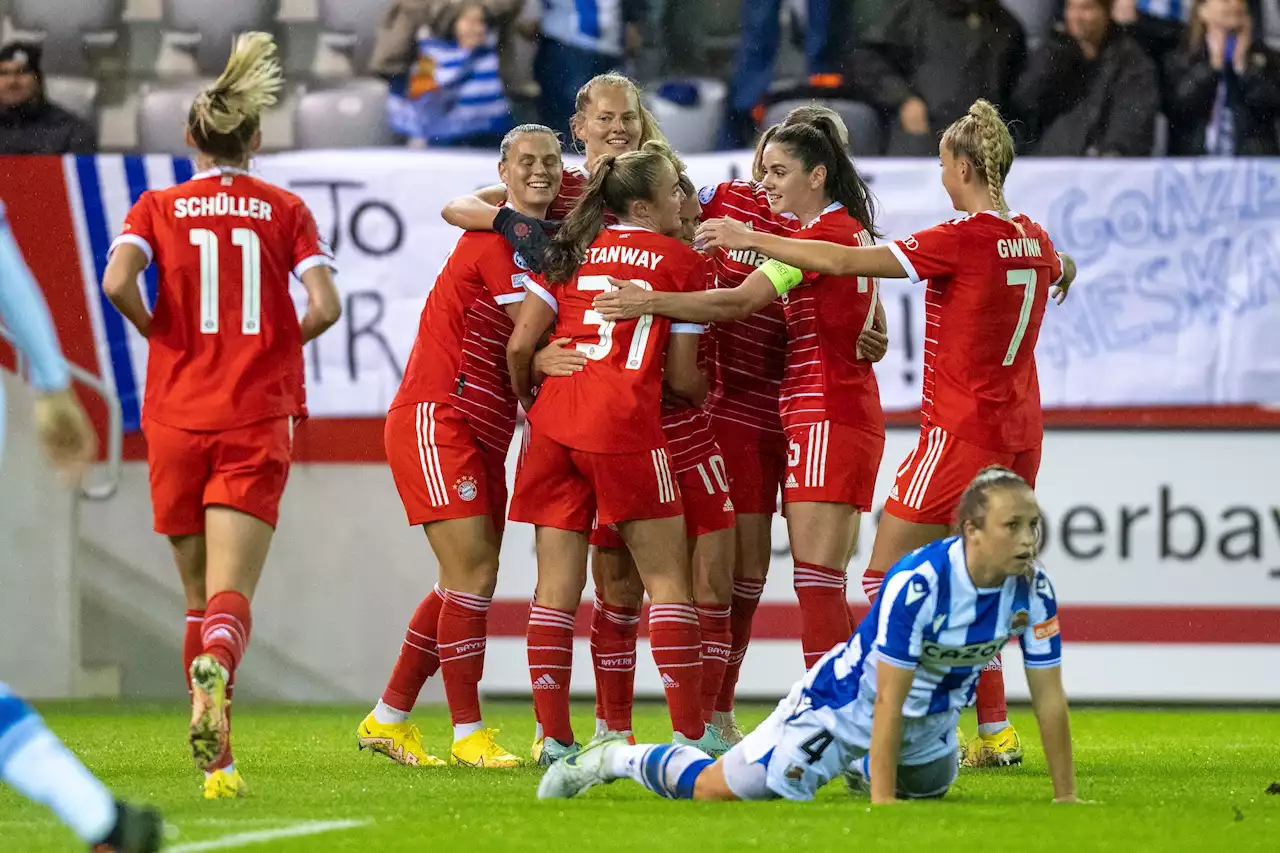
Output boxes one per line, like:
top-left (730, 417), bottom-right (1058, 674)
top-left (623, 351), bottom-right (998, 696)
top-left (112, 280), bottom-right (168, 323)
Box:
top-left (968, 487), bottom-right (1041, 581)
top-left (499, 131), bottom-right (563, 214)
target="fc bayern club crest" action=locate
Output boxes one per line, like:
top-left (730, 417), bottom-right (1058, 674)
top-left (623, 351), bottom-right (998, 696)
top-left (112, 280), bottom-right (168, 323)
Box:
top-left (513, 221), bottom-right (531, 238)
top-left (455, 476), bottom-right (479, 502)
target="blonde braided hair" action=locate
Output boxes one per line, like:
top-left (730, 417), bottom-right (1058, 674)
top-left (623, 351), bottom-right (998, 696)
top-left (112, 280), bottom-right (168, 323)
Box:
top-left (942, 99), bottom-right (1016, 220)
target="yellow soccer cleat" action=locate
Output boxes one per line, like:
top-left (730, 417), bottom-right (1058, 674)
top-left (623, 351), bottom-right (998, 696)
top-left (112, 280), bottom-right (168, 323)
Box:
top-left (449, 728), bottom-right (521, 768)
top-left (188, 654), bottom-right (229, 771)
top-left (357, 713), bottom-right (446, 767)
top-left (202, 767), bottom-right (248, 800)
top-left (963, 724), bottom-right (1023, 768)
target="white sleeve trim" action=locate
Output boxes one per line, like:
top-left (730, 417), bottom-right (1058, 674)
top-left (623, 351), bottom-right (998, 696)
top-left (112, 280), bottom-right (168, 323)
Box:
top-left (876, 653), bottom-right (919, 671)
top-left (524, 278), bottom-right (558, 312)
top-left (1051, 253), bottom-right (1066, 287)
top-left (110, 234), bottom-right (153, 267)
top-left (670, 323), bottom-right (705, 335)
top-left (888, 241), bottom-right (922, 283)
top-left (294, 254), bottom-right (337, 279)
top-left (494, 291), bottom-right (527, 305)
top-left (1022, 658), bottom-right (1062, 669)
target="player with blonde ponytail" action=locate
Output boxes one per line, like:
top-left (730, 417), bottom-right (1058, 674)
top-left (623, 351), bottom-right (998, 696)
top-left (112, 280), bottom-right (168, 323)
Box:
top-left (102, 32), bottom-right (341, 799)
top-left (690, 98), bottom-right (1079, 767)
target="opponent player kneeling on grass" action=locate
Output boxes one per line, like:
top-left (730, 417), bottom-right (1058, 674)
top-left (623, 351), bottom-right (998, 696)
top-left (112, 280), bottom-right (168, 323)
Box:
top-left (538, 467), bottom-right (1082, 805)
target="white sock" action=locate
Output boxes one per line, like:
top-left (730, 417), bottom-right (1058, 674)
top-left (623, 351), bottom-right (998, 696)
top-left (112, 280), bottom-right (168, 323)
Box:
top-left (609, 743), bottom-right (713, 799)
top-left (711, 710), bottom-right (735, 729)
top-left (1, 729), bottom-right (118, 844)
top-left (534, 721), bottom-right (545, 741)
top-left (453, 721), bottom-right (484, 740)
top-left (978, 721), bottom-right (1010, 736)
top-left (205, 761), bottom-right (235, 780)
top-left (373, 700), bottom-right (410, 725)
top-left (594, 717), bottom-right (609, 738)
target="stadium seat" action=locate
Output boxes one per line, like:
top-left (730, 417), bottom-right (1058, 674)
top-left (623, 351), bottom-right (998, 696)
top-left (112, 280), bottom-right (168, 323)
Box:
top-left (43, 76), bottom-right (99, 124)
top-left (1003, 0), bottom-right (1057, 48)
top-left (763, 98), bottom-right (885, 157)
top-left (164, 0), bottom-right (275, 74)
top-left (1152, 113), bottom-right (1169, 156)
top-left (8, 0), bottom-right (123, 74)
top-left (661, 0), bottom-right (742, 77)
top-left (316, 0), bottom-right (386, 74)
top-left (294, 79), bottom-right (396, 149)
top-left (644, 79), bottom-right (728, 154)
top-left (136, 80), bottom-right (208, 155)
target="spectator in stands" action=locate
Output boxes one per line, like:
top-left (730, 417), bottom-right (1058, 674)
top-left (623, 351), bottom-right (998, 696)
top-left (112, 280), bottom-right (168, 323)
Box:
top-left (386, 1), bottom-right (514, 147)
top-left (370, 0), bottom-right (527, 93)
top-left (848, 1), bottom-right (1027, 156)
top-left (718, 0), bottom-right (844, 149)
top-left (531, 1), bottom-right (646, 141)
top-left (1013, 0), bottom-right (1158, 155)
top-left (0, 43), bottom-right (95, 155)
top-left (1111, 1), bottom-right (1192, 62)
top-left (1164, 0), bottom-right (1280, 155)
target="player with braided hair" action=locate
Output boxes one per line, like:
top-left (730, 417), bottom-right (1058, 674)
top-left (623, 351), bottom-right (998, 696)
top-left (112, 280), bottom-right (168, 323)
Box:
top-left (692, 99), bottom-right (1079, 767)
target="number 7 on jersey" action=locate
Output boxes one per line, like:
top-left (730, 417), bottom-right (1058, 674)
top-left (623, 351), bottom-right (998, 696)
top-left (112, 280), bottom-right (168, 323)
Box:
top-left (1003, 268), bottom-right (1037, 366)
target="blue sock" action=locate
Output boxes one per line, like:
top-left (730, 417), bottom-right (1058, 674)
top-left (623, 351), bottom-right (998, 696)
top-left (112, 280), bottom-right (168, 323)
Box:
top-left (610, 743), bottom-right (715, 800)
top-left (0, 685), bottom-right (117, 844)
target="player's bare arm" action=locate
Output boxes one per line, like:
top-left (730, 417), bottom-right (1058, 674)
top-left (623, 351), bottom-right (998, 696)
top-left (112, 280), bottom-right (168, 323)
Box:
top-left (298, 265), bottom-right (342, 343)
top-left (441, 184), bottom-right (509, 231)
top-left (507, 293), bottom-right (557, 410)
top-left (1052, 252), bottom-right (1077, 305)
top-left (869, 661), bottom-right (914, 804)
top-left (663, 330), bottom-right (708, 407)
top-left (102, 243), bottom-right (153, 338)
top-left (1026, 665), bottom-right (1082, 803)
top-left (593, 270), bottom-right (776, 323)
top-left (696, 218), bottom-right (908, 280)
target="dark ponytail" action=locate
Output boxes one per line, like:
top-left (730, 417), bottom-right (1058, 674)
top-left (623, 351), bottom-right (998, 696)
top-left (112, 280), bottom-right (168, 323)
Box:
top-left (542, 145), bottom-right (676, 284)
top-left (768, 117), bottom-right (881, 239)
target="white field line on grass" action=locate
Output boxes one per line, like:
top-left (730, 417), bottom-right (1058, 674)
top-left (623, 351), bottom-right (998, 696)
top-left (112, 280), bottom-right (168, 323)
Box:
top-left (167, 819), bottom-right (373, 852)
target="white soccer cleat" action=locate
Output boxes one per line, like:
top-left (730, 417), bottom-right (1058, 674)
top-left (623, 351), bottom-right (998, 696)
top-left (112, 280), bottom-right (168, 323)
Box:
top-left (673, 725), bottom-right (732, 758)
top-left (536, 734), bottom-right (627, 800)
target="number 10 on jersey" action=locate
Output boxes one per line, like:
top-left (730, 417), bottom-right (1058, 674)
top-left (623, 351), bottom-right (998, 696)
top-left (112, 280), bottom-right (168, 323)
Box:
top-left (189, 227), bottom-right (262, 336)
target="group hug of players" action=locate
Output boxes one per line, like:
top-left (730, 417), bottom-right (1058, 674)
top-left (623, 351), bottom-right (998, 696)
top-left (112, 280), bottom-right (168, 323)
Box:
top-left (100, 33), bottom-right (1085, 806)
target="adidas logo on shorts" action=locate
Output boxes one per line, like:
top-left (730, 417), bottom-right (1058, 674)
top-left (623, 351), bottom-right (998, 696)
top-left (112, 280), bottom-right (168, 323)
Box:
top-left (889, 483), bottom-right (899, 500)
top-left (723, 497), bottom-right (734, 512)
top-left (785, 473), bottom-right (799, 488)
top-left (661, 673), bottom-right (678, 688)
top-left (532, 674), bottom-right (559, 690)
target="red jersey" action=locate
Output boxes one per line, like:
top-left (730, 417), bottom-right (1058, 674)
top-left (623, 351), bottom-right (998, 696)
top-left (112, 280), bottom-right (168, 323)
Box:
top-left (393, 230), bottom-right (527, 452)
top-left (548, 166), bottom-right (588, 221)
top-left (889, 211), bottom-right (1063, 453)
top-left (660, 265), bottom-right (719, 473)
top-left (525, 225), bottom-right (705, 454)
top-left (112, 166), bottom-right (335, 431)
top-left (699, 180), bottom-right (796, 441)
top-left (778, 203), bottom-right (883, 433)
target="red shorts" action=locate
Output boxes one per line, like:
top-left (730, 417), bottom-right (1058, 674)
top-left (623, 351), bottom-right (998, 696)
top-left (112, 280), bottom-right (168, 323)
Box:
top-left (143, 416), bottom-right (292, 536)
top-left (591, 459), bottom-right (736, 547)
top-left (509, 427), bottom-right (683, 530)
top-left (782, 420), bottom-right (883, 511)
top-left (885, 423), bottom-right (1041, 525)
top-left (713, 422), bottom-right (787, 516)
top-left (385, 402), bottom-right (508, 531)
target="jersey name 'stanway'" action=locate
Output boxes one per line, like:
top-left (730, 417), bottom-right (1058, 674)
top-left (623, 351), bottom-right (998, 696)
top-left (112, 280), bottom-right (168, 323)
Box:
top-left (173, 194), bottom-right (274, 221)
top-left (585, 245), bottom-right (664, 270)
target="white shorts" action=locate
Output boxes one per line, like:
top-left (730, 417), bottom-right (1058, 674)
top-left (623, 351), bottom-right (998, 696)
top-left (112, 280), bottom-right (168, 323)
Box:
top-left (720, 678), bottom-right (961, 801)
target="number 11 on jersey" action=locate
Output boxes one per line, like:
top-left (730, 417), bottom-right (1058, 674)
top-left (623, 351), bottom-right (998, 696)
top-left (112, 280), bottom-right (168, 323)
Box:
top-left (190, 227), bottom-right (262, 336)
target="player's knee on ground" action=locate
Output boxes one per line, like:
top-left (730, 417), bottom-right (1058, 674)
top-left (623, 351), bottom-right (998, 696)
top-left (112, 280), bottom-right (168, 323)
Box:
top-left (896, 754), bottom-right (958, 800)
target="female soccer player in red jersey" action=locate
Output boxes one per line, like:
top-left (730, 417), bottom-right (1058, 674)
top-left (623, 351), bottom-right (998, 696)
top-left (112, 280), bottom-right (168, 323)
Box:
top-left (585, 173), bottom-right (736, 747)
top-left (595, 116), bottom-right (889, 677)
top-left (441, 72), bottom-right (666, 259)
top-left (506, 145), bottom-right (722, 764)
top-left (101, 33), bottom-right (341, 799)
top-left (355, 124), bottom-right (568, 770)
top-left (693, 99), bottom-right (1079, 768)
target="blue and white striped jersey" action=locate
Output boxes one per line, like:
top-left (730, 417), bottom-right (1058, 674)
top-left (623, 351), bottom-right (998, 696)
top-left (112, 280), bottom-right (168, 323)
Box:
top-left (540, 0), bottom-right (626, 55)
top-left (388, 35), bottom-right (512, 144)
top-left (801, 537), bottom-right (1061, 749)
top-left (1136, 0), bottom-right (1190, 22)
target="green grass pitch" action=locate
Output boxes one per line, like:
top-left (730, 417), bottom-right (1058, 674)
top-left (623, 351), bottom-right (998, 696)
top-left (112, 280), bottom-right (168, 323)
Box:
top-left (1, 702), bottom-right (1277, 851)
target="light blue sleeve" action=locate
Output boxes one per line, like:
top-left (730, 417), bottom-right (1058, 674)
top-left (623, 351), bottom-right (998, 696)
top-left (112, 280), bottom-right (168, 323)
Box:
top-left (0, 209), bottom-right (71, 393)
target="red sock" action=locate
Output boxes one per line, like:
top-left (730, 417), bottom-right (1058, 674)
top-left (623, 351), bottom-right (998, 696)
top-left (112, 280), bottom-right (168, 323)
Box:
top-left (716, 579), bottom-right (764, 713)
top-left (380, 587), bottom-right (444, 712)
top-left (590, 599), bottom-right (639, 733)
top-left (202, 591), bottom-right (251, 678)
top-left (648, 603), bottom-right (704, 739)
top-left (861, 568), bottom-right (886, 603)
top-left (438, 589), bottom-right (491, 727)
top-left (183, 609), bottom-right (205, 693)
top-left (976, 653), bottom-right (1008, 727)
top-left (528, 604), bottom-right (576, 745)
top-left (793, 562), bottom-right (851, 669)
top-left (695, 603), bottom-right (731, 723)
